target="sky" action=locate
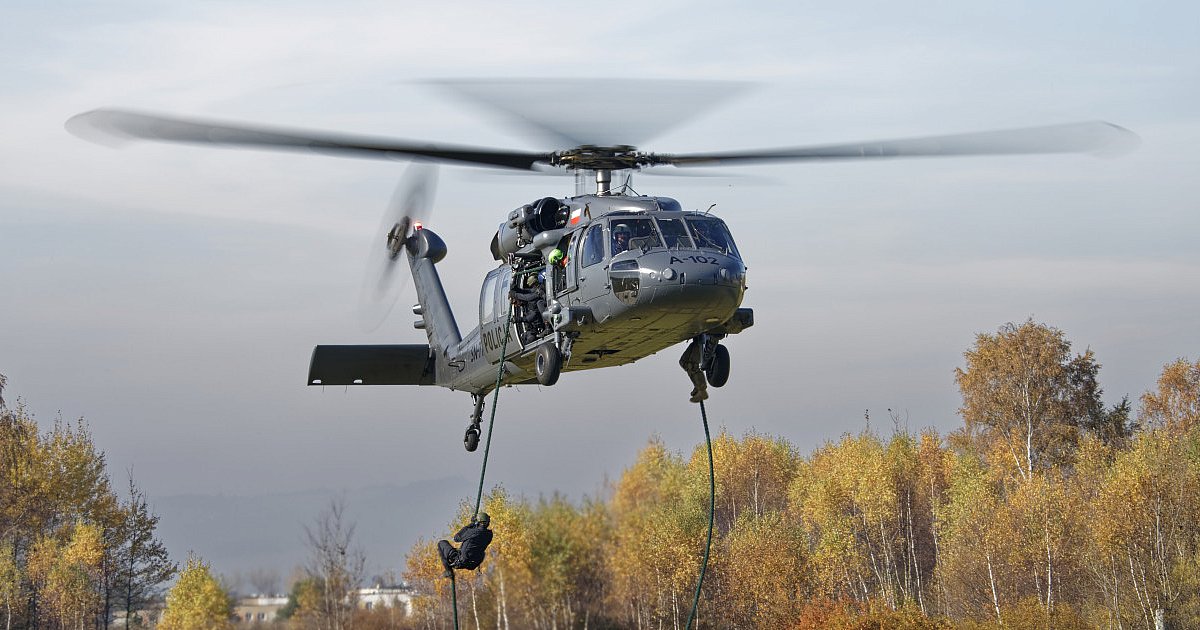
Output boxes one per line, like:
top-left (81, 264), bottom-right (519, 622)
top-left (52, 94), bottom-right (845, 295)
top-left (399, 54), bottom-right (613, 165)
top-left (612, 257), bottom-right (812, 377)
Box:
top-left (2, 0), bottom-right (1199, 575)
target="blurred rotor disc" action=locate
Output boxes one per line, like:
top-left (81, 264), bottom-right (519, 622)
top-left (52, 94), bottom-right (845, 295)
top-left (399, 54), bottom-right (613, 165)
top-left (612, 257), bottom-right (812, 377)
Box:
top-left (358, 161), bottom-right (438, 331)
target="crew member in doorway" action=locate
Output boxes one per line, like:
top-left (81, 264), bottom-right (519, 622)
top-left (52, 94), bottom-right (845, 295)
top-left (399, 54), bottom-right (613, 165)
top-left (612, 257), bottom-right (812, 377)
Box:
top-left (548, 234), bottom-right (571, 292)
top-left (510, 274), bottom-right (547, 343)
top-left (438, 513), bottom-right (493, 578)
top-left (679, 336), bottom-right (710, 403)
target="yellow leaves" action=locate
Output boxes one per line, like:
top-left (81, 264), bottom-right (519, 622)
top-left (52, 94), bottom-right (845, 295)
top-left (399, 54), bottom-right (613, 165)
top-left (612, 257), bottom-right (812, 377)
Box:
top-left (1140, 357), bottom-right (1200, 433)
top-left (612, 436), bottom-right (685, 514)
top-left (159, 554), bottom-right (232, 630)
top-left (25, 521), bottom-right (106, 627)
top-left (1088, 427), bottom-right (1200, 563)
top-left (0, 539), bottom-right (19, 601)
top-left (954, 319), bottom-right (1096, 478)
top-left (719, 511), bottom-right (807, 627)
top-left (394, 357), bottom-right (1200, 627)
top-left (63, 521), bottom-right (103, 568)
top-left (706, 430), bottom-right (798, 527)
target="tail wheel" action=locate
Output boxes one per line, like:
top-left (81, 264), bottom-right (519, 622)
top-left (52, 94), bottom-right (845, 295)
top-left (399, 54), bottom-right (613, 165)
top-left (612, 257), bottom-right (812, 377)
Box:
top-left (535, 344), bottom-right (562, 386)
top-left (705, 344), bottom-right (730, 387)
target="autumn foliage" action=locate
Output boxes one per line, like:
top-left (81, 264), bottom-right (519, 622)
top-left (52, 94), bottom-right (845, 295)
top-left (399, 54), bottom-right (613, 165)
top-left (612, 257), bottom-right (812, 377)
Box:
top-left (158, 555), bottom-right (231, 630)
top-left (0, 386), bottom-right (175, 629)
top-left (404, 321), bottom-right (1200, 629)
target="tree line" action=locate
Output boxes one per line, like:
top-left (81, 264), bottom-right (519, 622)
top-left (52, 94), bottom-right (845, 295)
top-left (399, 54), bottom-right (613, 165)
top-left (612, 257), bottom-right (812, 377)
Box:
top-left (0, 377), bottom-right (175, 629)
top-left (400, 320), bottom-right (1200, 629)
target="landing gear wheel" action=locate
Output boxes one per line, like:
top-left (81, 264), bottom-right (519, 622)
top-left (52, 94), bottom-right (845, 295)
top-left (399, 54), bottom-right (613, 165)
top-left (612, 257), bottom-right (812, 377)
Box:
top-left (464, 426), bottom-right (480, 452)
top-left (705, 344), bottom-right (730, 388)
top-left (535, 344), bottom-right (562, 386)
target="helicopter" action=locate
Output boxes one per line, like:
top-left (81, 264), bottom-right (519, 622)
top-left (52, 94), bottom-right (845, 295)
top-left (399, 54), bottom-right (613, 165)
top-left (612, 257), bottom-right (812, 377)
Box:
top-left (66, 80), bottom-right (1137, 452)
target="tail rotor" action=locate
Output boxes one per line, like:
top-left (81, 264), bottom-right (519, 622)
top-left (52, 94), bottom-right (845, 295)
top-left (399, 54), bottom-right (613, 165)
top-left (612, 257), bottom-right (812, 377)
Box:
top-left (358, 161), bottom-right (438, 331)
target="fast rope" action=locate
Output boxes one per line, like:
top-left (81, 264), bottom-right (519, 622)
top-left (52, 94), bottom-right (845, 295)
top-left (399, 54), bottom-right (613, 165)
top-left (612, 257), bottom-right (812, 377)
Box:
top-left (452, 270), bottom-right (523, 630)
top-left (685, 398), bottom-right (715, 630)
top-left (473, 264), bottom-right (541, 519)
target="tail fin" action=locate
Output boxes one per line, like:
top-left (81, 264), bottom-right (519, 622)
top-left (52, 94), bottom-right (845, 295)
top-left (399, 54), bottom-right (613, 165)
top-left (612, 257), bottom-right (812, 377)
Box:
top-left (407, 228), bottom-right (462, 360)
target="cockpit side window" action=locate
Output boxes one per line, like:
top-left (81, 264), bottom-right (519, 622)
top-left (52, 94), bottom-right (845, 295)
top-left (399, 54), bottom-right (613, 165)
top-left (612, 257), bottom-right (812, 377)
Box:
top-left (656, 218), bottom-right (693, 249)
top-left (580, 223), bottom-right (605, 267)
top-left (685, 217), bottom-right (741, 258)
top-left (612, 218), bottom-right (661, 254)
top-left (480, 271), bottom-right (498, 322)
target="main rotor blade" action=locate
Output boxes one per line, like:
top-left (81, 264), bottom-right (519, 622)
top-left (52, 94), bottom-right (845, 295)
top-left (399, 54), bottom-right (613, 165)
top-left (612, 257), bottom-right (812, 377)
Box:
top-left (66, 108), bottom-right (554, 171)
top-left (656, 121), bottom-right (1139, 167)
top-left (427, 79), bottom-right (752, 148)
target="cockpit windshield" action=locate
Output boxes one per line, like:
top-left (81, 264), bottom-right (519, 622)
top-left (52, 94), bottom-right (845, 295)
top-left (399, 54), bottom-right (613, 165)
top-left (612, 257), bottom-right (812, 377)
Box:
top-left (685, 217), bottom-right (740, 258)
top-left (656, 218), bottom-right (694, 249)
top-left (610, 218), bottom-right (661, 255)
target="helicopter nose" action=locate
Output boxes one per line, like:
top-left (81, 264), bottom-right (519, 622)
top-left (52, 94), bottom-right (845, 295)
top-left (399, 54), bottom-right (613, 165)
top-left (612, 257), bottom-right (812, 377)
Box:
top-left (651, 253), bottom-right (745, 288)
top-left (611, 251), bottom-right (745, 316)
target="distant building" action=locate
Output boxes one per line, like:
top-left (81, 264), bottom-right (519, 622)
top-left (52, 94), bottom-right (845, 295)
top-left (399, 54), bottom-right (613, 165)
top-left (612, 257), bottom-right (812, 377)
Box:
top-left (232, 596), bottom-right (289, 624)
top-left (356, 584), bottom-right (414, 616)
top-left (112, 603), bottom-right (164, 628)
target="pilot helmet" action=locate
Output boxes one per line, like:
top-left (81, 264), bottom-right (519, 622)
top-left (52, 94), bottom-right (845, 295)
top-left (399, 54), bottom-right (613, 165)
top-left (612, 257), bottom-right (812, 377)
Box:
top-left (614, 224), bottom-right (631, 237)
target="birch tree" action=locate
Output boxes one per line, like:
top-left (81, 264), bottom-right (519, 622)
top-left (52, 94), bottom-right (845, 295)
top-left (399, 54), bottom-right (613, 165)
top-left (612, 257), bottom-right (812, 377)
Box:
top-left (303, 498), bottom-right (366, 630)
top-left (955, 320), bottom-right (1102, 480)
top-left (158, 555), bottom-right (231, 630)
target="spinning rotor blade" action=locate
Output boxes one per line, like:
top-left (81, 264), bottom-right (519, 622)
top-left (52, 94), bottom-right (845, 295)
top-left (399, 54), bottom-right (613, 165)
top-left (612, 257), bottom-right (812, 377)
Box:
top-left (657, 121), bottom-right (1139, 167)
top-left (427, 78), bottom-right (751, 148)
top-left (67, 108), bottom-right (552, 171)
top-left (358, 162), bottom-right (438, 331)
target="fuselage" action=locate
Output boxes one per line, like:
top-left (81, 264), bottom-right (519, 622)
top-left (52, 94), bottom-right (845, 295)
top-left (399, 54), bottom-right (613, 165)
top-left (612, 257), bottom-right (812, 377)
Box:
top-left (431, 195), bottom-right (752, 393)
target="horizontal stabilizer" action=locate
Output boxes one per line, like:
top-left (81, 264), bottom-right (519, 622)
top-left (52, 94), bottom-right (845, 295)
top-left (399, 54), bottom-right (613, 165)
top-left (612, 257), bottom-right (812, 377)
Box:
top-left (308, 345), bottom-right (435, 386)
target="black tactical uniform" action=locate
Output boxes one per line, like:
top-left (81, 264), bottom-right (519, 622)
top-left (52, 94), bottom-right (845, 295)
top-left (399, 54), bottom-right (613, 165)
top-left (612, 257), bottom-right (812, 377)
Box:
top-left (438, 514), bottom-right (493, 575)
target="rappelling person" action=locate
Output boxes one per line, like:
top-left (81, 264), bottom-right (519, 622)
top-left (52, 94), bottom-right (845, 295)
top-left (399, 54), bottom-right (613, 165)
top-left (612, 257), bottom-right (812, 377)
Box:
top-left (679, 336), bottom-right (710, 403)
top-left (438, 512), bottom-right (493, 578)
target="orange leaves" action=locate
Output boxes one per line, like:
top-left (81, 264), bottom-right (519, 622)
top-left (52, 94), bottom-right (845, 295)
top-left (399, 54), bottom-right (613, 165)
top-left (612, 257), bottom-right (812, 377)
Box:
top-left (1140, 357), bottom-right (1200, 433)
top-left (954, 320), bottom-right (1099, 479)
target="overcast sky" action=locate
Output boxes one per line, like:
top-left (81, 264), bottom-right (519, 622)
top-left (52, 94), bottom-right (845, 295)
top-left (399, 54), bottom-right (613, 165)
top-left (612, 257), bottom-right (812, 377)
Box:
top-left (3, 0), bottom-right (1199, 573)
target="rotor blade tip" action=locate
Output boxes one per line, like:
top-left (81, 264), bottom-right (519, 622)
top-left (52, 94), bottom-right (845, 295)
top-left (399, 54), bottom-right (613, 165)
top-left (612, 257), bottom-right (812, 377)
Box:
top-left (1092, 122), bottom-right (1141, 158)
top-left (65, 109), bottom-right (135, 148)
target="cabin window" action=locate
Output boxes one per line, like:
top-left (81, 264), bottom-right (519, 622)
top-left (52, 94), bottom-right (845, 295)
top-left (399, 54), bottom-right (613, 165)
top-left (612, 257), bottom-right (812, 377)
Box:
top-left (480, 272), bottom-right (498, 322)
top-left (611, 218), bottom-right (661, 254)
top-left (685, 217), bottom-right (740, 258)
top-left (580, 224), bottom-right (605, 267)
top-left (656, 218), bottom-right (693, 249)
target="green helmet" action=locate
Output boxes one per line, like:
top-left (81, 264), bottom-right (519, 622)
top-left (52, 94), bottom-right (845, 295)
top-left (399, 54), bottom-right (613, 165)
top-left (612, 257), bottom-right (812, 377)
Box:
top-left (476, 512), bottom-right (491, 526)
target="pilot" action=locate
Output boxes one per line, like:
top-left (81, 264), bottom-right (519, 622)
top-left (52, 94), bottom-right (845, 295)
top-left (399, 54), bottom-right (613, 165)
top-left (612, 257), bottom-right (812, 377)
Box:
top-left (611, 224), bottom-right (631, 254)
top-left (679, 336), bottom-right (710, 403)
top-left (438, 512), bottom-right (494, 578)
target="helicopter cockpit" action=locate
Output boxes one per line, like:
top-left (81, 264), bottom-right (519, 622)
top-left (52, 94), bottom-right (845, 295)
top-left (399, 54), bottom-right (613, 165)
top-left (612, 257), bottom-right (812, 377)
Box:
top-left (682, 216), bottom-right (740, 258)
top-left (604, 214), bottom-right (740, 259)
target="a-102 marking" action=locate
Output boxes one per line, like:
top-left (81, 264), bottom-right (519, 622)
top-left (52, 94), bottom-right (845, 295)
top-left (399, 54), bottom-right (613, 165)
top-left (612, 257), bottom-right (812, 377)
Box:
top-left (670, 254), bottom-right (722, 265)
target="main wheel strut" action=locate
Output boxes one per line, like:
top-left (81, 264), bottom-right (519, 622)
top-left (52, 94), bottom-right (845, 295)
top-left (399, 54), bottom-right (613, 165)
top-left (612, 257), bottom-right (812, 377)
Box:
top-left (463, 394), bottom-right (485, 452)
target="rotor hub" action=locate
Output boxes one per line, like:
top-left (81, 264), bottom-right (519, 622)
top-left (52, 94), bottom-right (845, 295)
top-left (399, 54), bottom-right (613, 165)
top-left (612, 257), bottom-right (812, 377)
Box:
top-left (550, 145), bottom-right (657, 171)
top-left (386, 218), bottom-right (410, 260)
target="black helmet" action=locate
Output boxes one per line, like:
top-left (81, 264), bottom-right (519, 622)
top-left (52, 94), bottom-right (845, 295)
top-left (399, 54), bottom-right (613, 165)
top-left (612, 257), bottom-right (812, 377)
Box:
top-left (614, 223), bottom-right (630, 236)
top-left (476, 512), bottom-right (491, 526)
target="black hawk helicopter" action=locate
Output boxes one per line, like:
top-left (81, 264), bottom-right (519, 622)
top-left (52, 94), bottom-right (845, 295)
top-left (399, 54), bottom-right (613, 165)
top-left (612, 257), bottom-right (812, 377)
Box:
top-left (67, 80), bottom-right (1137, 451)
